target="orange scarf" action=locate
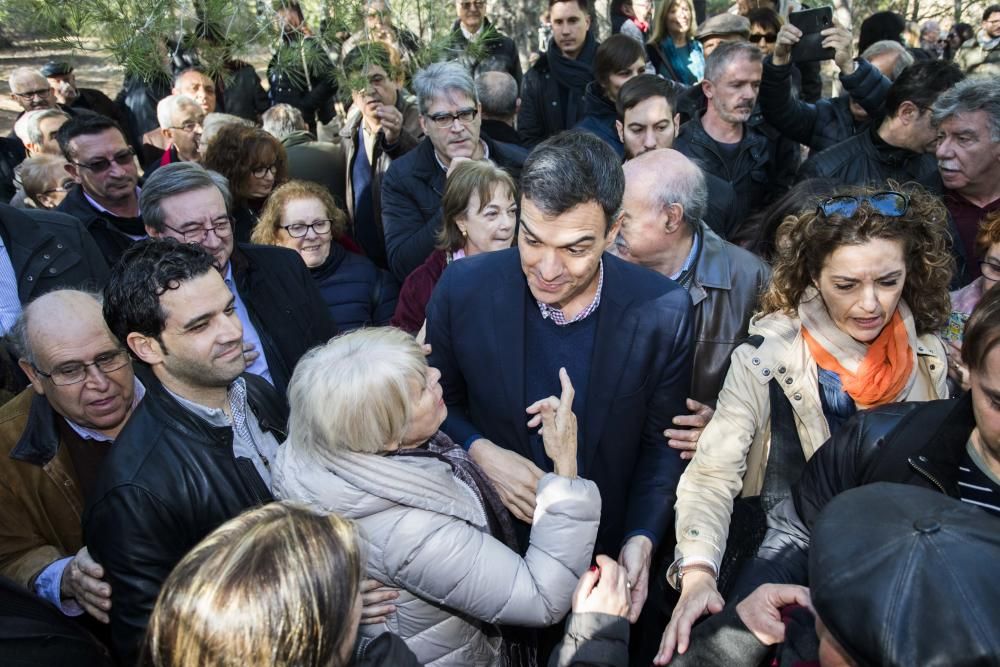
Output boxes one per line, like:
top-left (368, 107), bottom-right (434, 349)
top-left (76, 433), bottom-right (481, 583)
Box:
top-left (802, 310), bottom-right (914, 408)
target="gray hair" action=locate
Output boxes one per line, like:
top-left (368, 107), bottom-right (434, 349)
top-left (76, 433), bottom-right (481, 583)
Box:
top-left (8, 66), bottom-right (46, 91)
top-left (200, 112), bottom-right (254, 150)
top-left (140, 162), bottom-right (233, 233)
top-left (475, 71), bottom-right (518, 118)
top-left (262, 104), bottom-right (308, 141)
top-left (704, 41), bottom-right (763, 84)
top-left (661, 161), bottom-right (708, 226)
top-left (520, 130), bottom-right (624, 234)
top-left (412, 61), bottom-right (479, 115)
top-left (286, 327), bottom-right (427, 457)
top-left (156, 94), bottom-right (199, 130)
top-left (859, 40), bottom-right (913, 80)
top-left (932, 77), bottom-right (1000, 142)
top-left (9, 289), bottom-right (104, 366)
top-left (25, 108), bottom-right (71, 146)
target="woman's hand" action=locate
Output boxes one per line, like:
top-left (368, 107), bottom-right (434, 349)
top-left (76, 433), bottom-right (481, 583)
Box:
top-left (571, 555), bottom-right (631, 617)
top-left (526, 367), bottom-right (578, 479)
top-left (359, 578), bottom-right (400, 625)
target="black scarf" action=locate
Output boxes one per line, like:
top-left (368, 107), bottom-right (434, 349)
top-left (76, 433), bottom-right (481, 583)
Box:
top-left (546, 32), bottom-right (598, 127)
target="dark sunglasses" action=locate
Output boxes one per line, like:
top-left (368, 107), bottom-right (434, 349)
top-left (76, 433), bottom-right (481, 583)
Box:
top-left (73, 148), bottom-right (136, 174)
top-left (750, 32), bottom-right (777, 43)
top-left (817, 192), bottom-right (909, 218)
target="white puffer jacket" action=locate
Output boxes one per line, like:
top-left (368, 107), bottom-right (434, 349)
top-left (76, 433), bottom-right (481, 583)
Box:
top-left (272, 441), bottom-right (601, 667)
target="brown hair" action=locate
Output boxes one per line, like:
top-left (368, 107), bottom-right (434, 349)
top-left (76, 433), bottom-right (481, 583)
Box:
top-left (203, 125), bottom-right (288, 204)
top-left (759, 184), bottom-right (954, 334)
top-left (145, 502), bottom-right (362, 667)
top-left (436, 160), bottom-right (516, 252)
top-left (975, 210), bottom-right (1000, 259)
top-left (594, 34), bottom-right (646, 95)
top-left (651, 0), bottom-right (697, 44)
top-left (962, 280), bottom-right (1000, 372)
top-left (252, 180), bottom-right (348, 246)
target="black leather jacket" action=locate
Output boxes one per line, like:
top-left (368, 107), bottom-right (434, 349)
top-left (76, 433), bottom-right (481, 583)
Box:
top-left (797, 123), bottom-right (939, 186)
top-left (83, 374), bottom-right (288, 666)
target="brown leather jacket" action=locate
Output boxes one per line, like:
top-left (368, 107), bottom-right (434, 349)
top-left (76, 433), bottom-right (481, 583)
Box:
top-left (689, 221), bottom-right (772, 405)
top-left (0, 389), bottom-right (85, 588)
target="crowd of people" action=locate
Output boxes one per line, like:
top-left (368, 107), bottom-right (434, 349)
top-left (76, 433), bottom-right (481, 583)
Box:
top-left (1, 0), bottom-right (999, 665)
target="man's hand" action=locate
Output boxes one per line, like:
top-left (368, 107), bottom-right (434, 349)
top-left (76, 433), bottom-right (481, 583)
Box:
top-left (60, 547), bottom-right (111, 623)
top-left (822, 23), bottom-right (855, 74)
top-left (654, 571), bottom-right (724, 664)
top-left (572, 555), bottom-right (630, 617)
top-left (735, 583), bottom-right (812, 646)
top-left (617, 535), bottom-right (652, 623)
top-left (469, 438), bottom-right (544, 523)
top-left (360, 578), bottom-right (400, 625)
top-left (664, 398), bottom-right (715, 460)
top-left (772, 23), bottom-right (802, 66)
top-left (242, 341), bottom-right (260, 366)
top-left (377, 103), bottom-right (404, 145)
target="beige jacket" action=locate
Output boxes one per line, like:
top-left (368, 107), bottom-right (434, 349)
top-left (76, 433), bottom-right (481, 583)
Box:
top-left (674, 309), bottom-right (948, 570)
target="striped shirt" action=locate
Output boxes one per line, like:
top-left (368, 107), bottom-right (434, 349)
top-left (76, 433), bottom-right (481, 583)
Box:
top-left (958, 440), bottom-right (1000, 517)
top-left (0, 238), bottom-right (21, 336)
top-left (537, 259), bottom-right (604, 326)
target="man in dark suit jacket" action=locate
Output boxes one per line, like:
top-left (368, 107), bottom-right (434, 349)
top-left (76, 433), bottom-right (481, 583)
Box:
top-left (427, 131), bottom-right (694, 630)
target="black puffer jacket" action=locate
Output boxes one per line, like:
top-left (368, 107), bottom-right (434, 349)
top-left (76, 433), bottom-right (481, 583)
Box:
top-left (0, 137), bottom-right (25, 203)
top-left (760, 56), bottom-right (890, 153)
top-left (797, 124), bottom-right (939, 186)
top-left (310, 242), bottom-right (399, 331)
top-left (83, 374), bottom-right (288, 666)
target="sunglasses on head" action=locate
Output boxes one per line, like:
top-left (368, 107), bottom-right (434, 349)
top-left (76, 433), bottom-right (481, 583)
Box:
top-left (817, 192), bottom-right (909, 218)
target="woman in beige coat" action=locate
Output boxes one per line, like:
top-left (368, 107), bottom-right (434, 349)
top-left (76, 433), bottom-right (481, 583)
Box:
top-left (656, 187), bottom-right (954, 664)
top-left (272, 327), bottom-right (601, 667)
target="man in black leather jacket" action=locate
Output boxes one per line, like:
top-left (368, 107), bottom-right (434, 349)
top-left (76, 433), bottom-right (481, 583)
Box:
top-left (86, 240), bottom-right (288, 666)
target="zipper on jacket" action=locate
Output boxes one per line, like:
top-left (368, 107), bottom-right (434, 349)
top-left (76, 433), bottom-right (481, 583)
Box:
top-left (908, 456), bottom-right (947, 494)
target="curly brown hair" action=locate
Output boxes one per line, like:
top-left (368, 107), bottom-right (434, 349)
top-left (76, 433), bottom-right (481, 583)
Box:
top-left (203, 124), bottom-right (288, 205)
top-left (975, 209), bottom-right (1000, 258)
top-left (252, 180), bottom-right (348, 246)
top-left (759, 184), bottom-right (954, 334)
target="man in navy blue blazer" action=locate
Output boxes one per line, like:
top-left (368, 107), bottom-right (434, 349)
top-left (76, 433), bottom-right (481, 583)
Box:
top-left (426, 130), bottom-right (694, 627)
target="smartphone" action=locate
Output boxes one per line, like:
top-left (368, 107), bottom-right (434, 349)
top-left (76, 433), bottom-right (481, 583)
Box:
top-left (788, 6), bottom-right (835, 63)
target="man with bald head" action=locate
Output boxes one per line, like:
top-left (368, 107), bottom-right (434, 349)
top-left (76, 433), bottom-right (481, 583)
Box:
top-left (0, 290), bottom-right (144, 625)
top-left (616, 149), bottom-right (770, 457)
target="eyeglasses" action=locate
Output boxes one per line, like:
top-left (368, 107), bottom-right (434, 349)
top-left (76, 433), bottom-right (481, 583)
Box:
top-left (12, 88), bottom-right (52, 100)
top-left (281, 219), bottom-right (333, 237)
top-left (980, 260), bottom-right (1000, 281)
top-left (162, 215), bottom-right (234, 243)
top-left (251, 164), bottom-right (278, 178)
top-left (171, 118), bottom-right (205, 132)
top-left (817, 192), bottom-right (910, 218)
top-left (42, 179), bottom-right (75, 196)
top-left (426, 108), bottom-right (478, 128)
top-left (33, 349), bottom-right (130, 386)
top-left (750, 32), bottom-right (777, 43)
top-left (460, 1), bottom-right (486, 8)
top-left (72, 148), bottom-right (136, 174)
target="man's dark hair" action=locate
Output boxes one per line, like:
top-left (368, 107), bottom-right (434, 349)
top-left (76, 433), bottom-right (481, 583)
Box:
top-left (103, 238), bottom-right (217, 344)
top-left (173, 65), bottom-right (210, 87)
top-left (962, 282), bottom-right (1000, 373)
top-left (56, 114), bottom-right (127, 161)
top-left (746, 7), bottom-right (781, 34)
top-left (984, 4), bottom-right (1000, 21)
top-left (519, 130), bottom-right (624, 234)
top-left (476, 71), bottom-right (519, 118)
top-left (548, 0), bottom-right (589, 13)
top-left (884, 60), bottom-right (965, 117)
top-left (616, 74), bottom-right (677, 120)
top-left (343, 42), bottom-right (394, 78)
top-left (593, 34), bottom-right (645, 90)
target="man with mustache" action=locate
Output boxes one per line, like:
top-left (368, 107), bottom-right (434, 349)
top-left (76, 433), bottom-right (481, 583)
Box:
top-left (55, 115), bottom-right (145, 266)
top-left (673, 42), bottom-right (797, 220)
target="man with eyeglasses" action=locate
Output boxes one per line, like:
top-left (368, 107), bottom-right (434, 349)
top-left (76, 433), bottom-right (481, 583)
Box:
top-left (447, 0), bottom-right (522, 87)
top-left (55, 115), bottom-right (145, 266)
top-left (40, 61), bottom-right (125, 128)
top-left (140, 68), bottom-right (219, 166)
top-left (0, 290), bottom-right (141, 627)
top-left (140, 161), bottom-right (336, 395)
top-left (956, 4), bottom-right (1000, 76)
top-left (340, 0), bottom-right (422, 75)
top-left (381, 61), bottom-right (527, 281)
top-left (143, 95), bottom-right (204, 178)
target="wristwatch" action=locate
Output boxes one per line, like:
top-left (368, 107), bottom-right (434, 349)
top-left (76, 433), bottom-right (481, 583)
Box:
top-left (666, 560), bottom-right (717, 592)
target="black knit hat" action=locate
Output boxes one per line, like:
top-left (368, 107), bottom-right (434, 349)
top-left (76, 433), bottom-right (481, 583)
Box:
top-left (810, 483), bottom-right (1000, 667)
top-left (40, 61), bottom-right (73, 77)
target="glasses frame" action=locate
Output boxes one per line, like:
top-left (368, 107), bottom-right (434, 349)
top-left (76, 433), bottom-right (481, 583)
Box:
top-left (280, 219), bottom-right (334, 238)
top-left (980, 259), bottom-right (1000, 281)
top-left (162, 215), bottom-right (234, 243)
top-left (12, 88), bottom-right (52, 100)
top-left (251, 164), bottom-right (278, 179)
top-left (72, 147), bottom-right (136, 174)
top-left (817, 191), bottom-right (910, 219)
top-left (425, 107), bottom-right (479, 128)
top-left (32, 349), bottom-right (130, 386)
top-left (171, 119), bottom-right (205, 133)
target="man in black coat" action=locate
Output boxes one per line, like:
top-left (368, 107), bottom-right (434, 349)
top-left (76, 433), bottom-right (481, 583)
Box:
top-left (87, 239), bottom-right (288, 665)
top-left (427, 131), bottom-right (694, 634)
top-left (448, 0), bottom-right (522, 88)
top-left (40, 61), bottom-right (126, 128)
top-left (140, 162), bottom-right (337, 395)
top-left (798, 60), bottom-right (965, 185)
top-left (381, 61), bottom-right (527, 281)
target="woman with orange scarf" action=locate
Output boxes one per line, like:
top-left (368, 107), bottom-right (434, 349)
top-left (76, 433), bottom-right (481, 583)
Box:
top-left (655, 186), bottom-right (953, 664)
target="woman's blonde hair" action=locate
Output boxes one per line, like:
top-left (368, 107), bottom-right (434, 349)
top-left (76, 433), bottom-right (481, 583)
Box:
top-left (252, 179), bottom-right (349, 246)
top-left (145, 502), bottom-right (362, 667)
top-left (436, 159), bottom-right (516, 252)
top-left (760, 184), bottom-right (954, 334)
top-left (650, 0), bottom-right (697, 44)
top-left (287, 327), bottom-right (427, 456)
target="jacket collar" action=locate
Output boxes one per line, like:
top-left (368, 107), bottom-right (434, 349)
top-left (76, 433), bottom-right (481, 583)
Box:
top-left (281, 130), bottom-right (316, 148)
top-left (689, 221), bottom-right (732, 305)
top-left (9, 392), bottom-right (62, 467)
top-left (911, 391), bottom-right (976, 494)
top-left (682, 112), bottom-right (769, 157)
